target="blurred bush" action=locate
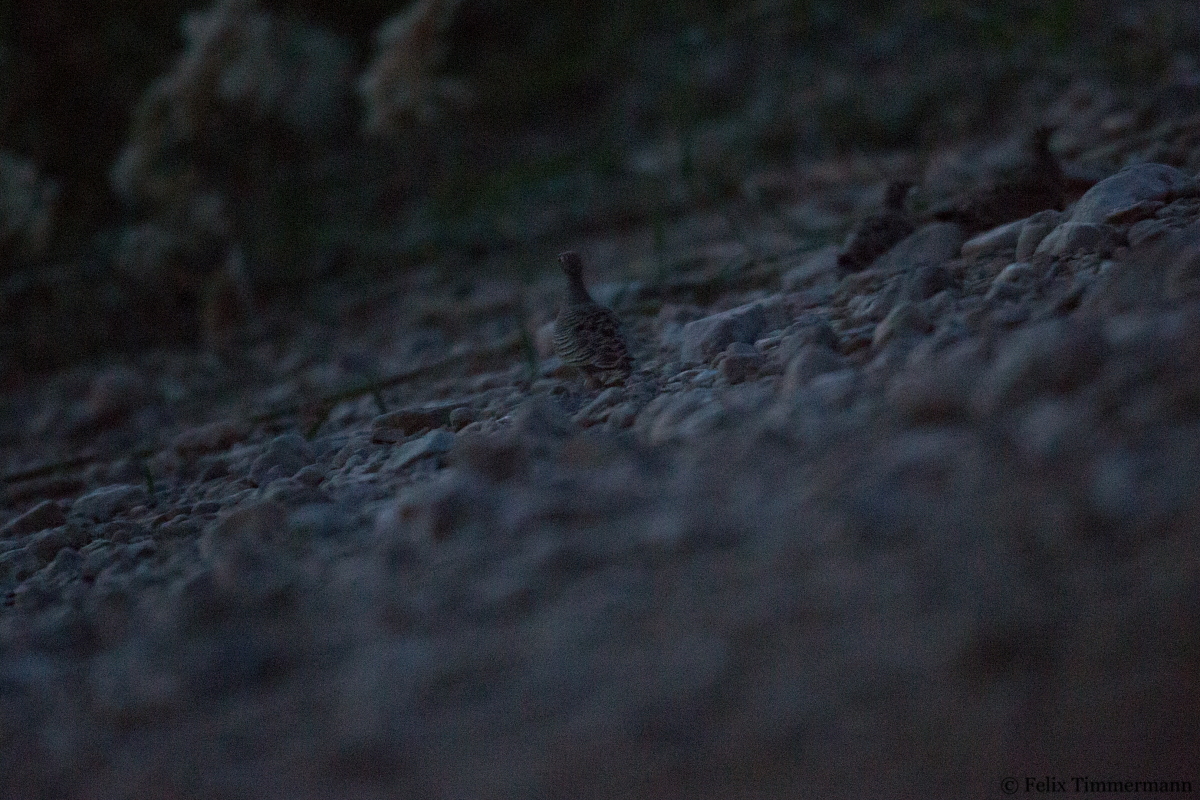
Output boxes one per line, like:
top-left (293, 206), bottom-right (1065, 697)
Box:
top-left (1, 0), bottom-right (1199, 368)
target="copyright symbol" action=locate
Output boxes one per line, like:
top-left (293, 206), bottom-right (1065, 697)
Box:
top-left (1001, 777), bottom-right (1019, 795)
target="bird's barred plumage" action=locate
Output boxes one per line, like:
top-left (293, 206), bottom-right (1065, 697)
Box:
top-left (932, 126), bottom-right (1065, 235)
top-left (838, 180), bottom-right (915, 272)
top-left (553, 251), bottom-right (632, 386)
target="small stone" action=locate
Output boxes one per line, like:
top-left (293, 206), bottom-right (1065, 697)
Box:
top-left (606, 402), bottom-right (638, 429)
top-left (780, 344), bottom-right (843, 395)
top-left (173, 419), bottom-right (252, 456)
top-left (1035, 222), bottom-right (1121, 258)
top-left (972, 318), bottom-right (1107, 415)
top-left (294, 464), bottom-right (327, 486)
top-left (448, 406), bottom-right (475, 430)
top-left (1069, 162), bottom-right (1193, 224)
top-left (679, 301), bottom-right (769, 364)
top-left (777, 316), bottom-right (839, 363)
top-left (1, 500), bottom-right (66, 537)
top-left (383, 429), bottom-right (456, 471)
top-left (1104, 200), bottom-right (1166, 225)
top-left (576, 387), bottom-right (623, 421)
top-left (0, 546), bottom-right (40, 583)
top-left (985, 262), bottom-right (1036, 301)
top-left (872, 301), bottom-right (932, 349)
top-left (1156, 197), bottom-right (1200, 219)
top-left (201, 501), bottom-right (287, 562)
top-left (1014, 210), bottom-right (1064, 260)
top-left (838, 324), bottom-right (876, 354)
top-left (719, 342), bottom-right (764, 384)
top-left (509, 397), bottom-right (575, 439)
top-left (71, 485), bottom-right (148, 523)
top-left (904, 263), bottom-right (954, 301)
top-left (921, 289), bottom-right (956, 322)
top-left (378, 469), bottom-right (488, 543)
top-left (199, 458), bottom-right (229, 482)
top-left (1127, 218), bottom-right (1171, 248)
top-left (261, 478), bottom-right (328, 506)
top-left (808, 369), bottom-right (858, 409)
top-left (249, 433), bottom-right (316, 485)
top-left (872, 222), bottom-right (966, 274)
top-left (372, 401), bottom-right (460, 438)
top-left (960, 218), bottom-right (1026, 259)
top-left (781, 245), bottom-right (839, 290)
top-left (28, 527), bottom-right (69, 563)
top-left (888, 340), bottom-right (982, 423)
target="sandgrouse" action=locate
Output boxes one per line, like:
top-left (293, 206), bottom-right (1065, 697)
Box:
top-left (837, 179), bottom-right (916, 272)
top-left (553, 251), bottom-right (633, 388)
top-left (931, 126), bottom-right (1065, 235)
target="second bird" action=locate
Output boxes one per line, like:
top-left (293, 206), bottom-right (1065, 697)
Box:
top-left (553, 251), bottom-right (633, 388)
top-left (837, 180), bottom-right (916, 272)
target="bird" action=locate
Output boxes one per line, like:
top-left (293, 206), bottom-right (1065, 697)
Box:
top-left (553, 251), bottom-right (633, 388)
top-left (931, 126), bottom-right (1065, 235)
top-left (837, 179), bottom-right (916, 272)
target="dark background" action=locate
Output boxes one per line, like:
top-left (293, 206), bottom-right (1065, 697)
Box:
top-left (2, 0), bottom-right (1198, 368)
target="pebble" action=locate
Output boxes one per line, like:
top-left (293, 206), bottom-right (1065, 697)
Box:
top-left (872, 301), bottom-right (932, 349)
top-left (28, 526), bottom-right (70, 562)
top-left (71, 485), bottom-right (149, 523)
top-left (718, 342), bottom-right (764, 384)
top-left (0, 546), bottom-right (41, 584)
top-left (509, 397), bottom-right (575, 440)
top-left (249, 433), bottom-right (316, 485)
top-left (887, 341), bottom-right (982, 424)
top-left (1069, 162), bottom-right (1194, 224)
top-left (679, 301), bottom-right (769, 364)
top-left (576, 387), bottom-right (624, 422)
top-left (1014, 210), bottom-right (1064, 260)
top-left (448, 406), bottom-right (475, 430)
top-left (807, 368), bottom-right (858, 409)
top-left (872, 222), bottom-right (966, 274)
top-left (172, 419), bottom-right (252, 457)
top-left (199, 458), bottom-right (229, 482)
top-left (1105, 200), bottom-right (1166, 225)
top-left (1127, 218), bottom-right (1171, 247)
top-left (294, 464), bottom-right (328, 486)
top-left (960, 218), bottom-right (1025, 258)
top-left (1035, 222), bottom-right (1121, 258)
top-left (261, 477), bottom-right (328, 506)
top-left (777, 316), bottom-right (839, 363)
top-left (372, 401), bottom-right (462, 438)
top-left (781, 245), bottom-right (839, 291)
top-left (972, 318), bottom-right (1107, 416)
top-left (383, 429), bottom-right (457, 472)
top-left (986, 262), bottom-right (1036, 302)
top-left (903, 263), bottom-right (954, 301)
top-left (1, 500), bottom-right (66, 537)
top-left (606, 402), bottom-right (638, 429)
top-left (920, 288), bottom-right (955, 321)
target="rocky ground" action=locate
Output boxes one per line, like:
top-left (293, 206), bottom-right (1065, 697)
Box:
top-left (3, 140), bottom-right (1200, 797)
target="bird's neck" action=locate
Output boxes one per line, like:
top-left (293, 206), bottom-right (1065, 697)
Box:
top-left (567, 274), bottom-right (594, 305)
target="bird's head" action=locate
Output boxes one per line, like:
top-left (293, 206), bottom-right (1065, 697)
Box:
top-left (558, 251), bottom-right (584, 279)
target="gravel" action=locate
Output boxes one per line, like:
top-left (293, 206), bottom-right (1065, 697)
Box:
top-left (3, 157), bottom-right (1200, 799)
